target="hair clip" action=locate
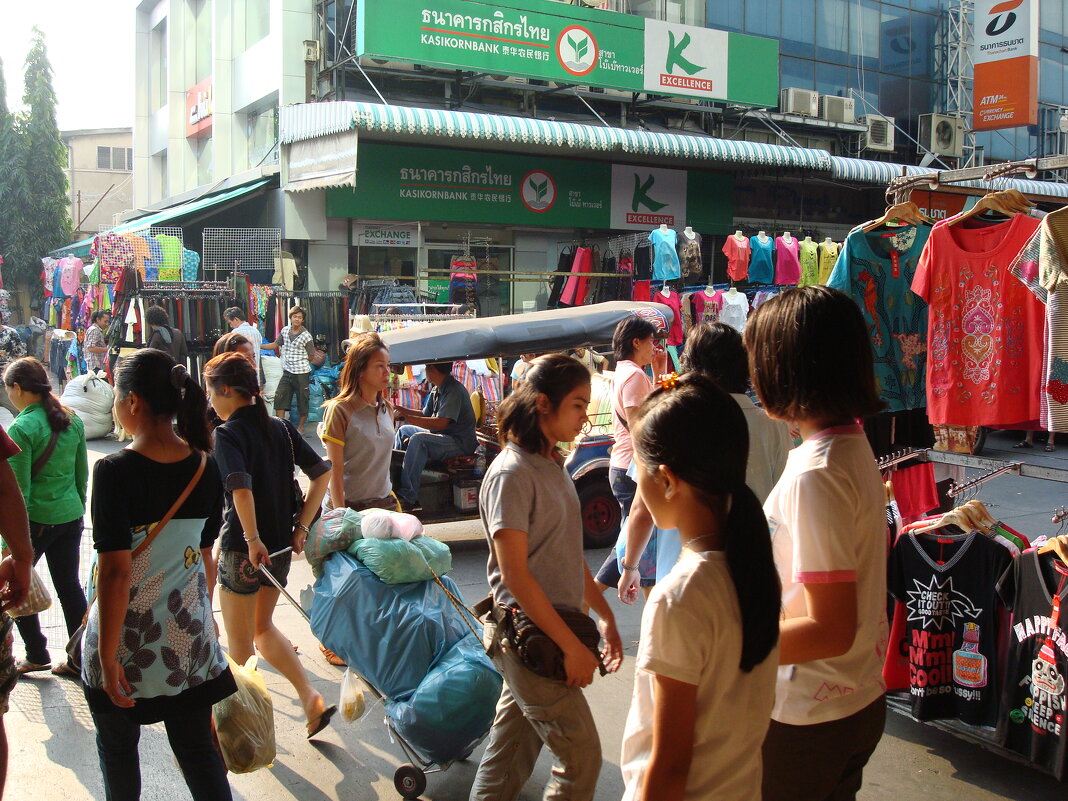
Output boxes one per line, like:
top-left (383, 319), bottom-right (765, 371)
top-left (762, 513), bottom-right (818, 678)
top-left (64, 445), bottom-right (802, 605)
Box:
top-left (658, 372), bottom-right (679, 390)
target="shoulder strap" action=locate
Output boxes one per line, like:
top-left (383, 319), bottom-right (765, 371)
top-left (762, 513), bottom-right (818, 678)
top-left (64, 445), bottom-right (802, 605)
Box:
top-left (132, 453), bottom-right (207, 559)
top-left (279, 418), bottom-right (298, 472)
top-left (31, 429), bottom-right (61, 479)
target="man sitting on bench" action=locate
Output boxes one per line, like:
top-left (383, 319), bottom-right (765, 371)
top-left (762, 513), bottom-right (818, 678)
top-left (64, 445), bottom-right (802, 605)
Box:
top-left (393, 361), bottom-right (477, 512)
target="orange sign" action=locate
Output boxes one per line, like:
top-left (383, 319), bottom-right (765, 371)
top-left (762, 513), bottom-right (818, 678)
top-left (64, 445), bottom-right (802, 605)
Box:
top-left (911, 190), bottom-right (968, 223)
top-left (186, 78), bottom-right (214, 138)
top-left (972, 0), bottom-right (1038, 131)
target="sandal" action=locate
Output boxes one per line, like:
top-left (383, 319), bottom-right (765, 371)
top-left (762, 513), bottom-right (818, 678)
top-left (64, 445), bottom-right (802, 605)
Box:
top-left (51, 662), bottom-right (79, 679)
top-left (1046, 443), bottom-right (1056, 452)
top-left (319, 643), bottom-right (346, 667)
top-left (1014, 440), bottom-right (1033, 448)
top-left (16, 660), bottom-right (51, 675)
top-left (306, 705), bottom-right (337, 739)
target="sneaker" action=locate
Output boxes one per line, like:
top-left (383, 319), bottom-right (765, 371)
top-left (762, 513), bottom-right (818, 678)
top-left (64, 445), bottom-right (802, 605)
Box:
top-left (399, 499), bottom-right (422, 514)
top-left (16, 660), bottom-right (50, 675)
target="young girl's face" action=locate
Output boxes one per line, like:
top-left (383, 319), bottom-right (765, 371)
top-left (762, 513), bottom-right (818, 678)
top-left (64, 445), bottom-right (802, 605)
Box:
top-left (206, 382), bottom-right (241, 421)
top-left (633, 453), bottom-right (677, 531)
top-left (540, 383), bottom-right (591, 445)
top-left (359, 348), bottom-right (392, 396)
top-left (632, 335), bottom-right (656, 367)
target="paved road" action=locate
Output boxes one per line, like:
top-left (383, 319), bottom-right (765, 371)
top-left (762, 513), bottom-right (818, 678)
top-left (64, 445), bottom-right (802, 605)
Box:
top-left (2, 415), bottom-right (1066, 799)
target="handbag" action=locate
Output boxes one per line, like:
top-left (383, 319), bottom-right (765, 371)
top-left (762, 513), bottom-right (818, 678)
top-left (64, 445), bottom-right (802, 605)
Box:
top-left (490, 602), bottom-right (605, 683)
top-left (65, 454), bottom-right (207, 672)
top-left (7, 430), bottom-right (63, 619)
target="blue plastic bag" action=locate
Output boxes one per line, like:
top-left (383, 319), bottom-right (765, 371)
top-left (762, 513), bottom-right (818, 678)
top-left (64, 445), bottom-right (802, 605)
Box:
top-left (385, 636), bottom-right (502, 765)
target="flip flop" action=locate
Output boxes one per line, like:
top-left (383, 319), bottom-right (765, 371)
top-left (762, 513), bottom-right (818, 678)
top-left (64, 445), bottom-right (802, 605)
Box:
top-left (1013, 440), bottom-right (1033, 448)
top-left (306, 705), bottom-right (337, 739)
top-left (51, 662), bottom-right (79, 679)
top-left (1046, 443), bottom-right (1056, 452)
top-left (16, 660), bottom-right (51, 675)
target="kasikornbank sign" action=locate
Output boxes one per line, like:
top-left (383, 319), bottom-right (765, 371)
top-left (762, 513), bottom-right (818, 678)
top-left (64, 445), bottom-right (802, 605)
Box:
top-left (325, 143), bottom-right (733, 233)
top-left (972, 0), bottom-right (1039, 131)
top-left (356, 0), bottom-right (778, 107)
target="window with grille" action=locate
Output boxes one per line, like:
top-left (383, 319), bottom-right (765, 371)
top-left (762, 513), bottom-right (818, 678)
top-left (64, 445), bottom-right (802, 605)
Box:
top-left (97, 146), bottom-right (110, 169)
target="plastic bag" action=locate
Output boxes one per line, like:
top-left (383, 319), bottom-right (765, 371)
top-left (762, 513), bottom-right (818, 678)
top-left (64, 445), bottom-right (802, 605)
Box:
top-left (306, 507), bottom-right (364, 577)
top-left (212, 653), bottom-right (276, 774)
top-left (349, 538), bottom-right (431, 584)
top-left (339, 668), bottom-right (367, 723)
top-left (261, 354), bottom-right (282, 404)
top-left (360, 509), bottom-right (423, 541)
top-left (411, 537), bottom-right (452, 577)
top-left (60, 372), bottom-right (114, 439)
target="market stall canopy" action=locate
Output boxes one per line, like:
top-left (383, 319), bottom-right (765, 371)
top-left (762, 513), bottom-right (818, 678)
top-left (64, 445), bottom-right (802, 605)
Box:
top-left (376, 301), bottom-right (673, 365)
top-left (283, 131), bottom-right (358, 192)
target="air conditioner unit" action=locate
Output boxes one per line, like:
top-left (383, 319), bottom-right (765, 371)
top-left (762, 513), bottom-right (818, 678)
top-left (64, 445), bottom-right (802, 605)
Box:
top-left (360, 57), bottom-right (419, 72)
top-left (780, 88), bottom-right (819, 117)
top-left (487, 74), bottom-right (529, 85)
top-left (819, 95), bottom-right (855, 124)
top-left (919, 113), bottom-right (965, 158)
top-left (860, 114), bottom-right (896, 152)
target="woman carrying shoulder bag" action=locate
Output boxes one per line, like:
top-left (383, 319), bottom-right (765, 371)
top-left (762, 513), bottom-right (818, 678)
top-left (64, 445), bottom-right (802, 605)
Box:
top-left (471, 354), bottom-right (624, 801)
top-left (83, 348), bottom-right (235, 800)
top-left (2, 357), bottom-right (88, 678)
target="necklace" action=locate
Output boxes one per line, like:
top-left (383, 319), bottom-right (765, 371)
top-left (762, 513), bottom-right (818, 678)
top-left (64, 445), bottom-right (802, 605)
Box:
top-left (685, 533), bottom-right (723, 553)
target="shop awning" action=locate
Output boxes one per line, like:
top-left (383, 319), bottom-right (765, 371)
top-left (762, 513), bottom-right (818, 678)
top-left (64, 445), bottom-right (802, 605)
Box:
top-left (829, 156), bottom-right (1068, 199)
top-left (280, 102), bottom-right (833, 171)
top-left (283, 131), bottom-right (358, 192)
top-left (49, 179), bottom-right (273, 260)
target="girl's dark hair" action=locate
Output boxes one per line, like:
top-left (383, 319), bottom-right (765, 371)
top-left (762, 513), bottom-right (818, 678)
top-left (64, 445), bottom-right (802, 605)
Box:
top-left (497, 353), bottom-right (591, 454)
top-left (115, 349), bottom-right (211, 452)
top-left (203, 352), bottom-right (271, 432)
top-left (213, 331), bottom-right (252, 358)
top-left (633, 373), bottom-right (780, 672)
top-left (145, 305), bottom-right (171, 327)
top-left (681, 322), bottom-right (749, 394)
top-left (328, 332), bottom-right (389, 411)
top-left (2, 357), bottom-right (73, 433)
top-left (745, 286), bottom-right (885, 422)
top-left (91, 310), bottom-right (110, 324)
top-left (612, 315), bottom-right (657, 361)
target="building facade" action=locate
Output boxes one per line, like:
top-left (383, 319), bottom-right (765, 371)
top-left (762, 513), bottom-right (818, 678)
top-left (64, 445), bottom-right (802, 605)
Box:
top-left (62, 128), bottom-right (135, 240)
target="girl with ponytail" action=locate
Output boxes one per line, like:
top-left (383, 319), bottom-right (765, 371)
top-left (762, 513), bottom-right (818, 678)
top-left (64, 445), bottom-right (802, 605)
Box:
top-left (2, 357), bottom-right (89, 677)
top-left (620, 373), bottom-right (780, 801)
top-left (82, 347), bottom-right (235, 799)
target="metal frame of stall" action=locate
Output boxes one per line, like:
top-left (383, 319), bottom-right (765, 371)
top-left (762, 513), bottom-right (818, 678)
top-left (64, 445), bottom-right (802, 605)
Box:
top-left (878, 447), bottom-right (1068, 777)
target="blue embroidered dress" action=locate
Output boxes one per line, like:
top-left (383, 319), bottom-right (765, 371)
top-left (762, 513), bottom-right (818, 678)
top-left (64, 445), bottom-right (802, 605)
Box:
top-left (82, 450), bottom-right (235, 724)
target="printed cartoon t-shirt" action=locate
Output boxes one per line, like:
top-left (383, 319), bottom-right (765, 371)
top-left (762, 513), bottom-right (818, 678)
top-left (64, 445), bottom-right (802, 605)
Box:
top-left (888, 532), bottom-right (1011, 726)
top-left (997, 551), bottom-right (1068, 779)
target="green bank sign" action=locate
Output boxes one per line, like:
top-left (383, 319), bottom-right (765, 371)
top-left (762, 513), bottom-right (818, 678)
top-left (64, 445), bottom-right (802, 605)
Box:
top-left (326, 143), bottom-right (733, 232)
top-left (355, 0), bottom-right (778, 107)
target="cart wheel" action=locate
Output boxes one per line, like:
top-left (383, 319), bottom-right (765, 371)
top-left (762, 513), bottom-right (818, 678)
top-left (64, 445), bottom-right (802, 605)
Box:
top-left (394, 764), bottom-right (426, 799)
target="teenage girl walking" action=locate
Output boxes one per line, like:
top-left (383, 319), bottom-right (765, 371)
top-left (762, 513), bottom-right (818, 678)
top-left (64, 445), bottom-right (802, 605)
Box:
top-left (745, 286), bottom-right (889, 801)
top-left (619, 373), bottom-right (781, 801)
top-left (471, 354), bottom-right (623, 801)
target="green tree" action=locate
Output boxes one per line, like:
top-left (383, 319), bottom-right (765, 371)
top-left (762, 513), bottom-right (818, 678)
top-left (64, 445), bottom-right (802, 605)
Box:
top-left (6, 28), bottom-right (71, 290)
top-left (0, 56), bottom-right (18, 274)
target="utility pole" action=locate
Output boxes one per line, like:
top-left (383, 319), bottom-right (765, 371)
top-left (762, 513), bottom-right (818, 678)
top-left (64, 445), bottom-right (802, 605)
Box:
top-left (76, 191), bottom-right (82, 237)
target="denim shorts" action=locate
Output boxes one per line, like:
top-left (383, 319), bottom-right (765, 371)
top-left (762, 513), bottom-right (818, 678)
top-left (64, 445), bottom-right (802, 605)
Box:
top-left (218, 549), bottom-right (293, 595)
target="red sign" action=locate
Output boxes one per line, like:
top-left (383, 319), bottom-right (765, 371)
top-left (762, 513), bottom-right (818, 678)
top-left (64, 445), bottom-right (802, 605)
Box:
top-left (912, 190), bottom-right (968, 223)
top-left (186, 78), bottom-right (214, 138)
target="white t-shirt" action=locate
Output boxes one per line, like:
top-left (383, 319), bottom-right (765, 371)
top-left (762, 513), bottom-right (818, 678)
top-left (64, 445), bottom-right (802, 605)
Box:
top-left (763, 424), bottom-right (889, 725)
top-left (233, 321), bottom-right (264, 377)
top-left (610, 360), bottom-right (652, 470)
top-left (621, 550), bottom-right (778, 801)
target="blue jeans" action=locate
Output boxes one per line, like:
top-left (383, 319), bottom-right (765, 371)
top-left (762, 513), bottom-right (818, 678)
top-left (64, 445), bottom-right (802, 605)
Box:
top-left (394, 424), bottom-right (469, 504)
top-left (89, 701), bottom-right (231, 801)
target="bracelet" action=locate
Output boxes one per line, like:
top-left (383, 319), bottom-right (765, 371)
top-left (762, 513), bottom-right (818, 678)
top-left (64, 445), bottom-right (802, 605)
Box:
top-left (620, 562), bottom-right (640, 572)
top-left (295, 522), bottom-right (310, 534)
top-left (244, 535), bottom-right (260, 544)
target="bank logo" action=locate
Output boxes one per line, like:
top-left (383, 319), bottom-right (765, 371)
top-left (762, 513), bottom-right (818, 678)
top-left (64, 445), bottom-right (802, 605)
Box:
top-left (556, 26), bottom-right (598, 77)
top-left (520, 170), bottom-right (557, 213)
top-left (985, 0), bottom-right (1024, 36)
top-left (658, 28), bottom-right (711, 93)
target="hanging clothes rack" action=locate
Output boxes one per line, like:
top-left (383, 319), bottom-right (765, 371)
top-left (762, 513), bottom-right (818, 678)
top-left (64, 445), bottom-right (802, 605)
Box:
top-left (886, 155), bottom-right (1068, 204)
top-left (877, 447), bottom-right (926, 472)
top-left (946, 460), bottom-right (1023, 498)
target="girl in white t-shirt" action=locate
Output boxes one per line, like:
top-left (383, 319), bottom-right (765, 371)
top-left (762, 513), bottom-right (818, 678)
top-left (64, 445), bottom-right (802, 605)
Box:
top-left (745, 286), bottom-right (889, 801)
top-left (620, 373), bottom-right (781, 801)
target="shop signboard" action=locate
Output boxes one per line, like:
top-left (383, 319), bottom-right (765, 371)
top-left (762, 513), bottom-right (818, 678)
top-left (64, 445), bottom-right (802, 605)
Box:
top-left (355, 0), bottom-right (778, 107)
top-left (326, 143), bottom-right (733, 233)
top-left (186, 78), bottom-right (213, 138)
top-left (353, 225), bottom-right (420, 247)
top-left (911, 190), bottom-right (968, 222)
top-left (972, 0), bottom-right (1039, 131)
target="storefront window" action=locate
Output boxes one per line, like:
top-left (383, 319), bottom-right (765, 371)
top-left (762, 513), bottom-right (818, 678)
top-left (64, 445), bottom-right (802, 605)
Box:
top-left (193, 0), bottom-right (212, 84)
top-left (426, 246), bottom-right (514, 316)
top-left (247, 105), bottom-right (278, 168)
top-left (357, 246), bottom-right (418, 286)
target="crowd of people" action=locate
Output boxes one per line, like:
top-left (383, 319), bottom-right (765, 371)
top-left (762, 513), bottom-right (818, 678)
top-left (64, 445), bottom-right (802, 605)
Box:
top-left (0, 285), bottom-right (893, 801)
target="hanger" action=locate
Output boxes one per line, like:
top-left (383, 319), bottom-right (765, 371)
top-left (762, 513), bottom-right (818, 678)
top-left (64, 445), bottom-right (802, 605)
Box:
top-left (862, 201), bottom-right (936, 233)
top-left (945, 189), bottom-right (1034, 227)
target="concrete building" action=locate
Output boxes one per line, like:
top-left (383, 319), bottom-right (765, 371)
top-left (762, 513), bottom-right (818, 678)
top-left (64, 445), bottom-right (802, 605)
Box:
top-left (61, 127), bottom-right (134, 240)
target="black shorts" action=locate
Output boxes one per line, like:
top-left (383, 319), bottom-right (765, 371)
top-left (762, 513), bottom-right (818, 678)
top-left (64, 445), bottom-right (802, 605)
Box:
top-left (217, 549), bottom-right (293, 595)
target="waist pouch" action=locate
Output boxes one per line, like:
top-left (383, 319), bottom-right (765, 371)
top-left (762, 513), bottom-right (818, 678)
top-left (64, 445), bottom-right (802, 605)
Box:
top-left (477, 598), bottom-right (605, 682)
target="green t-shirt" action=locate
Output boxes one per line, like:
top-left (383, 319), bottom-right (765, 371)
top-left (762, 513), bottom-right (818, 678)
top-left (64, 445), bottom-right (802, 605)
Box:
top-left (6, 402), bottom-right (89, 525)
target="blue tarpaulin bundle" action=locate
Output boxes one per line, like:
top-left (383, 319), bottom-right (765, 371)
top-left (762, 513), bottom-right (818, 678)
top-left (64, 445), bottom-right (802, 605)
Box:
top-left (309, 552), bottom-right (501, 765)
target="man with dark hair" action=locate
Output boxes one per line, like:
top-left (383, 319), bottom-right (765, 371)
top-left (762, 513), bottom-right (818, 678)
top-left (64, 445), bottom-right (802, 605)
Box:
top-left (223, 305), bottom-right (263, 383)
top-left (262, 306), bottom-right (320, 434)
top-left (84, 310), bottom-right (111, 374)
top-left (392, 361), bottom-right (477, 511)
top-left (144, 305), bottom-right (188, 364)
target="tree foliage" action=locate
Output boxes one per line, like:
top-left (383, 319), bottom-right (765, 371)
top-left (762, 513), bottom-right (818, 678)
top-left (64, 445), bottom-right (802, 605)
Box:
top-left (0, 56), bottom-right (17, 276)
top-left (3, 28), bottom-right (72, 288)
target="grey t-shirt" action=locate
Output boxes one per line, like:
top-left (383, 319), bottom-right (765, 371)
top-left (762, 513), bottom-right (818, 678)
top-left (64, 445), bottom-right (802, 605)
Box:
top-left (480, 442), bottom-right (585, 613)
top-left (424, 374), bottom-right (477, 452)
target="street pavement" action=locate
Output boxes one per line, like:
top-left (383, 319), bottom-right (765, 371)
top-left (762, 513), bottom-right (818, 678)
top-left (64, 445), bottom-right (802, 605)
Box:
top-left (1, 412), bottom-right (1066, 799)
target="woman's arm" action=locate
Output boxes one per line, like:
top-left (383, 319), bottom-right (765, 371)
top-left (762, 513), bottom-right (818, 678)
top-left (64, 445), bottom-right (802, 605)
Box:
top-left (97, 550), bottom-right (135, 708)
top-left (778, 581), bottom-right (857, 665)
top-left (618, 490), bottom-right (654, 604)
top-left (639, 674), bottom-right (698, 801)
top-left (232, 487), bottom-right (270, 568)
top-left (293, 472), bottom-right (330, 554)
top-left (324, 439), bottom-right (345, 511)
top-left (494, 529), bottom-right (600, 687)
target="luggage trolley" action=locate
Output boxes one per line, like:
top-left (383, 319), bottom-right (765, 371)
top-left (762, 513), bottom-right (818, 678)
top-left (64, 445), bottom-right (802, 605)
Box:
top-left (258, 549), bottom-right (483, 799)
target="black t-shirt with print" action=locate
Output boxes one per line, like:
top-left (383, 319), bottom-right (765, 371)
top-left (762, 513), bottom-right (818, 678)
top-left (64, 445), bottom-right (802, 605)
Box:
top-left (997, 551), bottom-right (1068, 779)
top-left (889, 532), bottom-right (1012, 726)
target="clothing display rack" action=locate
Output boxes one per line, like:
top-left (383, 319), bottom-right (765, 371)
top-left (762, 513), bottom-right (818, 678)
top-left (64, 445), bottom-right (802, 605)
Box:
top-left (886, 156), bottom-right (1068, 204)
top-left (273, 290), bottom-right (350, 363)
top-left (877, 447), bottom-right (1068, 778)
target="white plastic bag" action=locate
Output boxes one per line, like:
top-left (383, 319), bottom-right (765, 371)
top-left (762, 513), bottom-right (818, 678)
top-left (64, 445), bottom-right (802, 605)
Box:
top-left (60, 372), bottom-right (114, 439)
top-left (212, 654), bottom-right (276, 773)
top-left (360, 509), bottom-right (423, 541)
top-left (339, 668), bottom-right (367, 723)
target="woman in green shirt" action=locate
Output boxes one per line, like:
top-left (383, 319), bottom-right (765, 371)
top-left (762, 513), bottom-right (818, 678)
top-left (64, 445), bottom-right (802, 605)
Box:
top-left (2, 357), bottom-right (89, 677)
